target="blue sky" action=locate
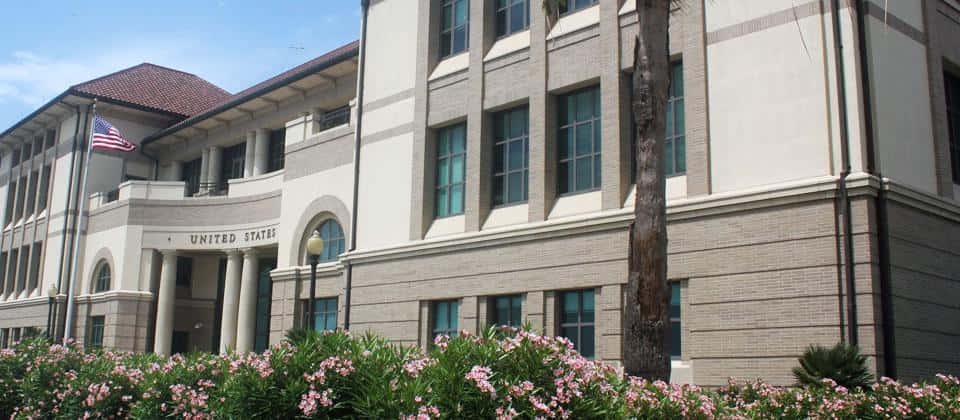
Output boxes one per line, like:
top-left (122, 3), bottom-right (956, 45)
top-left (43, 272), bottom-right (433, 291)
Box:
top-left (0, 1), bottom-right (361, 130)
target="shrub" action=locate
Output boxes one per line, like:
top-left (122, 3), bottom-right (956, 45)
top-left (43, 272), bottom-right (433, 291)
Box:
top-left (2, 330), bottom-right (959, 419)
top-left (793, 343), bottom-right (874, 389)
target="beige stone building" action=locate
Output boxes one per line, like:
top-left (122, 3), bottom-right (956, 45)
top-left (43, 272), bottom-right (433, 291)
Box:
top-left (0, 0), bottom-right (958, 386)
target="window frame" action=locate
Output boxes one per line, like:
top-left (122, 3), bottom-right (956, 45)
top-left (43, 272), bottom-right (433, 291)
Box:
top-left (303, 297), bottom-right (338, 331)
top-left (669, 282), bottom-right (682, 358)
top-left (493, 107), bottom-right (530, 207)
top-left (314, 219), bottom-right (345, 263)
top-left (432, 299), bottom-right (460, 339)
top-left (87, 316), bottom-right (105, 349)
top-left (435, 123), bottom-right (467, 218)
top-left (665, 61), bottom-right (686, 177)
top-left (94, 262), bottom-right (111, 293)
top-left (558, 0), bottom-right (598, 16)
top-left (176, 256), bottom-right (193, 288)
top-left (490, 294), bottom-right (523, 328)
top-left (946, 70), bottom-right (960, 184)
top-left (558, 289), bottom-right (595, 358)
top-left (557, 86), bottom-right (602, 195)
top-left (36, 166), bottom-right (50, 213)
top-left (267, 129), bottom-right (286, 173)
top-left (439, 0), bottom-right (470, 59)
top-left (495, 0), bottom-right (530, 38)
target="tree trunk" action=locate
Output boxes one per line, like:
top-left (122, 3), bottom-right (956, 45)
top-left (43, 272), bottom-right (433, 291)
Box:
top-left (623, 0), bottom-right (671, 381)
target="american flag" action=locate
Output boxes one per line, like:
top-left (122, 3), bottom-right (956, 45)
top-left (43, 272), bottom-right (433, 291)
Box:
top-left (92, 115), bottom-right (137, 152)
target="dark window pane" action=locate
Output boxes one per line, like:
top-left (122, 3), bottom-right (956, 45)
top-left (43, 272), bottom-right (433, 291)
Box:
top-left (496, 10), bottom-right (508, 37)
top-left (508, 172), bottom-right (524, 203)
top-left (453, 27), bottom-right (467, 53)
top-left (575, 157), bottom-right (593, 191)
top-left (676, 137), bottom-right (686, 174)
top-left (580, 325), bottom-right (595, 357)
top-left (558, 127), bottom-right (572, 160)
top-left (450, 184), bottom-right (464, 214)
top-left (575, 124), bottom-right (592, 156)
top-left (494, 143), bottom-right (505, 173)
top-left (508, 140), bottom-right (524, 170)
top-left (510, 2), bottom-right (525, 33)
top-left (670, 321), bottom-right (682, 357)
top-left (493, 175), bottom-right (505, 204)
top-left (665, 139), bottom-right (674, 176)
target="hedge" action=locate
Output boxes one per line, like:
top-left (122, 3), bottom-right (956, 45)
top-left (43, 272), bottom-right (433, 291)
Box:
top-left (1, 328), bottom-right (958, 419)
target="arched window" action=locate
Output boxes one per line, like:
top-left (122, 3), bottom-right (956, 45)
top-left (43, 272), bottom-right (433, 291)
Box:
top-left (315, 219), bottom-right (345, 263)
top-left (94, 263), bottom-right (110, 292)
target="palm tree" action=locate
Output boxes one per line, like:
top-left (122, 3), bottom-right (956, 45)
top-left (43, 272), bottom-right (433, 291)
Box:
top-left (542, 0), bottom-right (673, 381)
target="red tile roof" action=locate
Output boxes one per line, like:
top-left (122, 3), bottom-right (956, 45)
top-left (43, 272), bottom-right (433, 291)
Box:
top-left (71, 63), bottom-right (232, 117)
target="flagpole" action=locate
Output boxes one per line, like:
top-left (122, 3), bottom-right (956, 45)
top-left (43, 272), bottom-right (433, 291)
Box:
top-left (63, 99), bottom-right (97, 343)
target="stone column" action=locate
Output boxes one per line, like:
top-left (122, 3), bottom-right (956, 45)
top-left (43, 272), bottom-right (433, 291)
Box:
top-left (244, 131), bottom-right (256, 178)
top-left (218, 250), bottom-right (242, 353)
top-left (168, 160), bottom-right (183, 182)
top-left (154, 250), bottom-right (178, 356)
top-left (200, 148), bottom-right (210, 189)
top-left (235, 249), bottom-right (259, 353)
top-left (253, 128), bottom-right (270, 176)
top-left (208, 146), bottom-right (223, 191)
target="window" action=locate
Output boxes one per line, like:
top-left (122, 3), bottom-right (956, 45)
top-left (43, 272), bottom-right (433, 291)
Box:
top-left (32, 136), bottom-right (42, 157)
top-left (10, 147), bottom-right (19, 167)
top-left (316, 107), bottom-right (350, 132)
top-left (45, 129), bottom-right (56, 150)
top-left (94, 263), bottom-right (110, 293)
top-left (304, 297), bottom-right (338, 331)
top-left (559, 289), bottom-right (595, 358)
top-left (37, 166), bottom-right (50, 213)
top-left (946, 71), bottom-right (960, 184)
top-left (439, 0), bottom-right (469, 58)
top-left (0, 252), bottom-right (6, 298)
top-left (11, 328), bottom-right (20, 345)
top-left (493, 107), bottom-right (529, 205)
top-left (21, 143), bottom-right (31, 161)
top-left (87, 316), bottom-right (104, 348)
top-left (220, 143), bottom-right (246, 189)
top-left (24, 172), bottom-right (37, 218)
top-left (558, 0), bottom-right (597, 15)
top-left (436, 123), bottom-right (466, 217)
top-left (176, 256), bottom-right (193, 287)
top-left (4, 181), bottom-right (15, 225)
top-left (267, 129), bottom-right (285, 173)
top-left (432, 300), bottom-right (459, 339)
top-left (16, 246), bottom-right (28, 293)
top-left (496, 0), bottom-right (529, 37)
top-left (0, 329), bottom-right (7, 348)
top-left (558, 86), bottom-right (601, 194)
top-left (6, 250), bottom-right (17, 296)
top-left (666, 62), bottom-right (685, 176)
top-left (27, 243), bottom-right (41, 293)
top-left (669, 282), bottom-right (681, 358)
top-left (314, 219), bottom-right (345, 263)
top-left (14, 177), bottom-right (26, 221)
top-left (182, 158), bottom-right (202, 196)
top-left (491, 295), bottom-right (522, 328)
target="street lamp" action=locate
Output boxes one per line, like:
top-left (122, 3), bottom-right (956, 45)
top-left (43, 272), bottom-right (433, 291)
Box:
top-left (305, 230), bottom-right (325, 331)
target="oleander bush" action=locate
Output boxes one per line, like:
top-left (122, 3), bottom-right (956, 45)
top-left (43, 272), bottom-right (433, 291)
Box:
top-left (1, 328), bottom-right (959, 419)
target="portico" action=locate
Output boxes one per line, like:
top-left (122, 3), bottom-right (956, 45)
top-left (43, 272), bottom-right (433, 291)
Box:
top-left (152, 246), bottom-right (277, 356)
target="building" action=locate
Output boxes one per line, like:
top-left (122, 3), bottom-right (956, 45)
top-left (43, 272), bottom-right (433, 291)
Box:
top-left (0, 0), bottom-right (958, 386)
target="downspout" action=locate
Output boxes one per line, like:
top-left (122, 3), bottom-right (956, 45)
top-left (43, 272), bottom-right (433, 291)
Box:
top-left (54, 103), bottom-right (87, 341)
top-left (855, 0), bottom-right (896, 378)
top-left (343, 0), bottom-right (370, 331)
top-left (830, 0), bottom-right (858, 347)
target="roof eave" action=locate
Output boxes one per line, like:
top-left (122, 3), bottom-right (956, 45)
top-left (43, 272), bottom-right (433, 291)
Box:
top-left (141, 44), bottom-right (359, 148)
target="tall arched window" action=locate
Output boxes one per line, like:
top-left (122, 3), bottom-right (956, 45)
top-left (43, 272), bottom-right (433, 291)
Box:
top-left (94, 262), bottom-right (110, 292)
top-left (315, 219), bottom-right (344, 263)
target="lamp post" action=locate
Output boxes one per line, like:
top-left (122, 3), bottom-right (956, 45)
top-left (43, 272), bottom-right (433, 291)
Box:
top-left (305, 231), bottom-right (325, 331)
top-left (46, 286), bottom-right (58, 340)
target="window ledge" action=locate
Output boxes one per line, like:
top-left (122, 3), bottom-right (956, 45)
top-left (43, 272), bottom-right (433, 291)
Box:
top-left (547, 5), bottom-right (600, 40)
top-left (548, 190), bottom-right (602, 219)
top-left (485, 30), bottom-right (530, 62)
top-left (425, 214), bottom-right (466, 238)
top-left (482, 203), bottom-right (529, 230)
top-left (429, 53), bottom-right (470, 81)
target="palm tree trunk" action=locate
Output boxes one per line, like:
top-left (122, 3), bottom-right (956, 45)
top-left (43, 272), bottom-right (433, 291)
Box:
top-left (623, 0), bottom-right (671, 381)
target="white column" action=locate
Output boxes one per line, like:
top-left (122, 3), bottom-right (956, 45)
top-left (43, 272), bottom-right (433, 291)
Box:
top-left (208, 146), bottom-right (223, 191)
top-left (218, 249), bottom-right (242, 353)
top-left (168, 160), bottom-right (183, 182)
top-left (154, 250), bottom-right (178, 356)
top-left (244, 131), bottom-right (256, 178)
top-left (200, 149), bottom-right (210, 189)
top-left (253, 128), bottom-right (270, 176)
top-left (235, 248), bottom-right (259, 353)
